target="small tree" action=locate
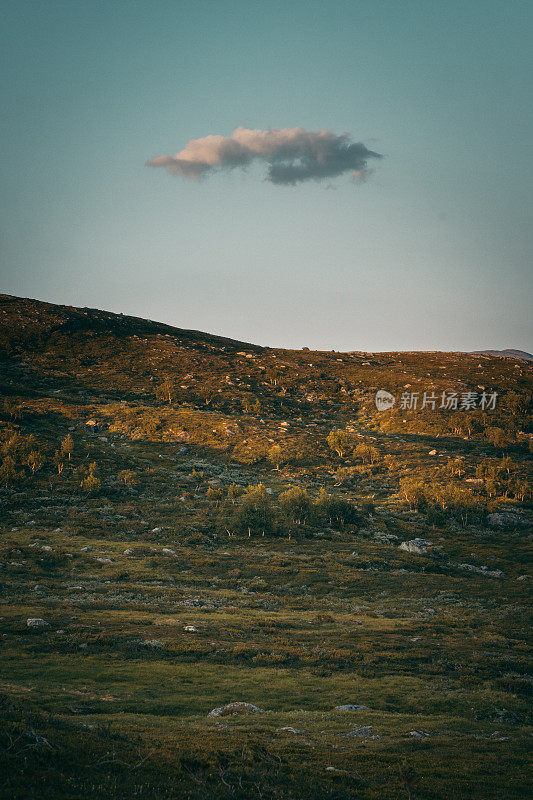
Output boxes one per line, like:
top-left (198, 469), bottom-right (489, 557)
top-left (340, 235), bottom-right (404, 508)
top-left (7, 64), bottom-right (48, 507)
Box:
top-left (231, 484), bottom-right (274, 536)
top-left (81, 462), bottom-right (101, 494)
top-left (227, 483), bottom-right (241, 504)
top-left (279, 486), bottom-right (311, 525)
top-left (27, 450), bottom-right (44, 475)
top-left (399, 478), bottom-right (426, 511)
top-left (53, 450), bottom-right (64, 475)
top-left (268, 444), bottom-right (284, 470)
top-left (206, 486), bottom-right (223, 506)
top-left (61, 433), bottom-right (74, 461)
top-left (327, 429), bottom-right (352, 458)
top-left (155, 376), bottom-right (176, 405)
top-left (118, 469), bottom-right (138, 487)
top-left (0, 455), bottom-right (19, 488)
top-left (484, 426), bottom-right (510, 449)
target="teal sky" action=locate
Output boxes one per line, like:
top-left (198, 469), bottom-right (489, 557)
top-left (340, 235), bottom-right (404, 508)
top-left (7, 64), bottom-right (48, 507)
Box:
top-left (1, 0), bottom-right (532, 351)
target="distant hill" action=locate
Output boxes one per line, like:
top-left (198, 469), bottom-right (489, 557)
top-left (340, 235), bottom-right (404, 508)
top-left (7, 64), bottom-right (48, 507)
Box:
top-left (471, 349), bottom-right (533, 362)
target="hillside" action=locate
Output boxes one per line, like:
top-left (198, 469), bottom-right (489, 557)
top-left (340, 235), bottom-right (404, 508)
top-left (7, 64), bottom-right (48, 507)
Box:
top-left (471, 349), bottom-right (533, 362)
top-left (0, 294), bottom-right (531, 800)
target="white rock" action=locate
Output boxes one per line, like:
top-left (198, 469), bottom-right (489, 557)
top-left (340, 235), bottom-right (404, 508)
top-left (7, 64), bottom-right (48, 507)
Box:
top-left (183, 625), bottom-right (198, 632)
top-left (27, 618), bottom-right (49, 628)
top-left (208, 702), bottom-right (263, 717)
top-left (399, 538), bottom-right (433, 555)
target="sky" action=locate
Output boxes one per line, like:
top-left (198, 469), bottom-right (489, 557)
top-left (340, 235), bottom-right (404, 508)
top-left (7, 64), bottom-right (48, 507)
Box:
top-left (1, 0), bottom-right (532, 352)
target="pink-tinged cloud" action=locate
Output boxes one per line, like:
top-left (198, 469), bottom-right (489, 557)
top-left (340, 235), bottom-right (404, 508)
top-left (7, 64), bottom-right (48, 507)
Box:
top-left (146, 127), bottom-right (382, 185)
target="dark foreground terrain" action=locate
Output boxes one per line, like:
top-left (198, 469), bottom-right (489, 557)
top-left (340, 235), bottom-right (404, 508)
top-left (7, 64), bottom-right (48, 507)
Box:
top-left (0, 295), bottom-right (531, 799)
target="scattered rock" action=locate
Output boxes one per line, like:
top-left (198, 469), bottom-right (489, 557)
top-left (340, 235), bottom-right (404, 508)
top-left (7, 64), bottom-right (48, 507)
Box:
top-left (457, 564), bottom-right (505, 579)
top-left (208, 702), bottom-right (263, 717)
top-left (409, 730), bottom-right (429, 737)
top-left (334, 705), bottom-right (370, 712)
top-left (399, 539), bottom-right (433, 555)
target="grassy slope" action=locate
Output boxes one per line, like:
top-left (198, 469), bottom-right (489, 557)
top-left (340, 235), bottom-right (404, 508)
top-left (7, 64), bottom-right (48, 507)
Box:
top-left (0, 294), bottom-right (531, 799)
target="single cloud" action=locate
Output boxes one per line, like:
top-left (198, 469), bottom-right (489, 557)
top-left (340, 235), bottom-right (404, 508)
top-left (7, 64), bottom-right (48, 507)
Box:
top-left (146, 127), bottom-right (382, 185)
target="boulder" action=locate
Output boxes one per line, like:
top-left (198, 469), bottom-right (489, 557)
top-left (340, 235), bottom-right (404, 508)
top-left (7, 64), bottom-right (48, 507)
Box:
top-left (27, 618), bottom-right (49, 628)
top-left (208, 702), bottom-right (264, 718)
top-left (276, 727), bottom-right (303, 734)
top-left (399, 538), bottom-right (433, 555)
top-left (334, 705), bottom-right (370, 712)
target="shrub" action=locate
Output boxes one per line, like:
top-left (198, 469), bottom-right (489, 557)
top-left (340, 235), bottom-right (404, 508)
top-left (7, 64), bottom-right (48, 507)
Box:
top-left (230, 483), bottom-right (275, 536)
top-left (312, 487), bottom-right (359, 527)
top-left (279, 486), bottom-right (312, 525)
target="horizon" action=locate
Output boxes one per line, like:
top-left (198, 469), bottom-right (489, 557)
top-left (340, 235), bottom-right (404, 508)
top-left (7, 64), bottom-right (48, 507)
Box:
top-left (4, 291), bottom-right (533, 358)
top-left (1, 1), bottom-right (532, 352)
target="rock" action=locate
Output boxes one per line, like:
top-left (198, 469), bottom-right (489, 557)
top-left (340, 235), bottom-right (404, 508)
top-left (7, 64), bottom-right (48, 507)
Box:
top-left (151, 527), bottom-right (162, 533)
top-left (517, 575), bottom-right (530, 581)
top-left (207, 702), bottom-right (264, 717)
top-left (95, 557), bottom-right (114, 564)
top-left (399, 538), bottom-right (433, 555)
top-left (488, 512), bottom-right (528, 528)
top-left (276, 727), bottom-right (303, 734)
top-left (161, 548), bottom-right (176, 556)
top-left (428, 449), bottom-right (437, 455)
top-left (409, 730), bottom-right (429, 737)
top-left (81, 546), bottom-right (93, 552)
top-left (142, 639), bottom-right (164, 648)
top-left (26, 618), bottom-right (49, 628)
top-left (347, 725), bottom-right (373, 737)
top-left (123, 548), bottom-right (134, 555)
top-left (334, 705), bottom-right (370, 712)
top-left (178, 446), bottom-right (189, 455)
top-left (457, 564), bottom-right (505, 579)
top-left (183, 625), bottom-right (198, 632)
